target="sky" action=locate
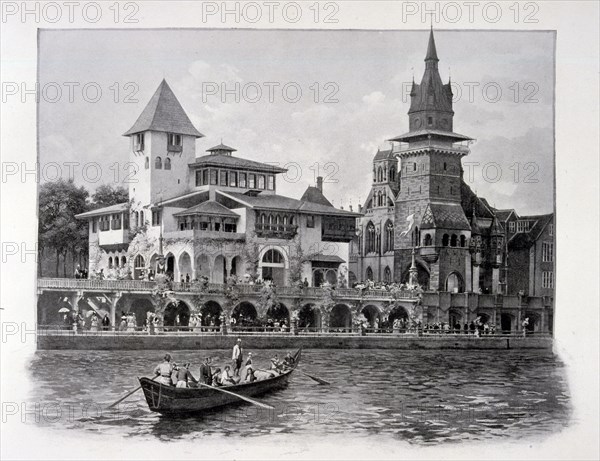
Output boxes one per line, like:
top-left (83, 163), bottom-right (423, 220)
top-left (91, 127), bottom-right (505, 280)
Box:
top-left (38, 28), bottom-right (555, 215)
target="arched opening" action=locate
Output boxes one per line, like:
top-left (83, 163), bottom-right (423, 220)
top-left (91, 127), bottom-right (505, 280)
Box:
top-left (450, 234), bottom-right (458, 247)
top-left (383, 266), bottom-right (392, 283)
top-left (230, 256), bottom-right (242, 277)
top-left (348, 271), bottom-right (358, 287)
top-left (524, 312), bottom-right (540, 332)
top-left (401, 262), bottom-right (430, 288)
top-left (196, 254), bottom-right (210, 280)
top-left (449, 308), bottom-right (463, 330)
top-left (424, 234), bottom-right (433, 246)
top-left (312, 269), bottom-right (324, 287)
top-left (129, 298), bottom-right (154, 326)
top-left (200, 300), bottom-right (222, 327)
top-left (362, 305), bottom-right (383, 329)
top-left (446, 272), bottom-right (464, 293)
top-left (500, 313), bottom-right (513, 333)
top-left (155, 156), bottom-right (162, 169)
top-left (261, 249), bottom-right (285, 286)
top-left (384, 220), bottom-right (394, 252)
top-left (213, 255), bottom-right (226, 283)
top-left (133, 255), bottom-right (145, 280)
top-left (231, 302), bottom-right (258, 328)
top-left (325, 269), bottom-right (337, 286)
top-left (366, 222), bottom-right (376, 253)
top-left (298, 304), bottom-right (321, 330)
top-left (164, 158), bottom-right (171, 170)
top-left (329, 304), bottom-right (352, 332)
top-left (164, 300), bottom-right (191, 330)
top-left (121, 256), bottom-right (127, 267)
top-left (178, 252), bottom-right (192, 283)
top-left (389, 305), bottom-right (409, 331)
top-left (442, 234), bottom-right (449, 247)
top-left (266, 302), bottom-right (290, 329)
top-left (165, 253), bottom-right (175, 279)
top-left (460, 235), bottom-right (467, 247)
top-left (366, 266), bottom-right (374, 281)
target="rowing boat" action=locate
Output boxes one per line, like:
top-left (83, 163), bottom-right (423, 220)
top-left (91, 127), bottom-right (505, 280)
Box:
top-left (139, 348), bottom-right (302, 415)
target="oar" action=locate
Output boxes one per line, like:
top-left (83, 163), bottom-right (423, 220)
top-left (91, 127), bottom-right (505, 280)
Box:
top-left (196, 383), bottom-right (274, 410)
top-left (106, 376), bottom-right (157, 409)
top-left (297, 369), bottom-right (330, 385)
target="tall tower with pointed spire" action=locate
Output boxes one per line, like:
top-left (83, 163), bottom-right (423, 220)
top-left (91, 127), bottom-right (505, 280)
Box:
top-left (388, 29), bottom-right (474, 292)
top-left (123, 79), bottom-right (204, 218)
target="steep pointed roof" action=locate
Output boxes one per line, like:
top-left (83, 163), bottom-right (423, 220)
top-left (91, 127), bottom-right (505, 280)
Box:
top-left (490, 214), bottom-right (504, 236)
top-left (300, 186), bottom-right (333, 207)
top-left (420, 203), bottom-right (470, 230)
top-left (470, 206), bottom-right (481, 235)
top-left (425, 27), bottom-right (439, 62)
top-left (123, 80), bottom-right (204, 138)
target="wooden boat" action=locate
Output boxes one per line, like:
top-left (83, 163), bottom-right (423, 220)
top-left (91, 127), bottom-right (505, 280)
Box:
top-left (139, 348), bottom-right (302, 415)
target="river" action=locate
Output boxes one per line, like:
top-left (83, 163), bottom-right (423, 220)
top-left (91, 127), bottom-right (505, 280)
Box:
top-left (26, 349), bottom-right (570, 445)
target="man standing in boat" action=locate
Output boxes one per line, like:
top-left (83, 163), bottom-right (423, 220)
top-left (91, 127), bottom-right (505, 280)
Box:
top-left (199, 356), bottom-right (212, 385)
top-left (232, 338), bottom-right (243, 377)
top-left (154, 354), bottom-right (174, 386)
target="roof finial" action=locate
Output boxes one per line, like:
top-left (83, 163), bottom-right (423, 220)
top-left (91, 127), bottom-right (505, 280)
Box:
top-left (425, 25), bottom-right (439, 62)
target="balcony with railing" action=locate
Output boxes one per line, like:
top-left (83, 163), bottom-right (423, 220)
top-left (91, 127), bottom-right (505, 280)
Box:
top-left (255, 223), bottom-right (298, 239)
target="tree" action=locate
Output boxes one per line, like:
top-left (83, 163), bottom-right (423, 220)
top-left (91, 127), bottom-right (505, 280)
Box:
top-left (91, 184), bottom-right (128, 209)
top-left (38, 179), bottom-right (89, 277)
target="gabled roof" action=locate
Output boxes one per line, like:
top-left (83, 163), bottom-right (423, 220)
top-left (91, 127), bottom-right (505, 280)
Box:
top-left (123, 80), bottom-right (204, 138)
top-left (374, 149), bottom-right (396, 161)
top-left (507, 214), bottom-right (553, 249)
top-left (173, 200), bottom-right (239, 218)
top-left (300, 186), bottom-right (333, 207)
top-left (420, 203), bottom-right (470, 230)
top-left (189, 154), bottom-right (287, 173)
top-left (153, 190), bottom-right (209, 209)
top-left (217, 191), bottom-right (361, 217)
top-left (75, 202), bottom-right (128, 219)
top-left (494, 209), bottom-right (517, 222)
top-left (461, 181), bottom-right (495, 220)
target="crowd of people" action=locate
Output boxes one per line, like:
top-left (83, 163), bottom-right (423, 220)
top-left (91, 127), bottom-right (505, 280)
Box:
top-left (153, 339), bottom-right (297, 388)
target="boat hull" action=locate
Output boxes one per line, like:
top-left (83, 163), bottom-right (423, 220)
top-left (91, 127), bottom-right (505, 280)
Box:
top-left (139, 348), bottom-right (301, 415)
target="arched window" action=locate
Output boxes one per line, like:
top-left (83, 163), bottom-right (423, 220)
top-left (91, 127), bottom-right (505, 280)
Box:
top-left (443, 162), bottom-right (447, 171)
top-left (155, 156), bottom-right (162, 169)
top-left (446, 272), bottom-right (464, 293)
top-left (260, 213), bottom-right (266, 224)
top-left (164, 158), bottom-right (172, 170)
top-left (382, 190), bottom-right (387, 207)
top-left (460, 235), bottom-right (466, 247)
top-left (114, 257), bottom-right (119, 268)
top-left (424, 234), bottom-right (432, 246)
top-left (135, 211), bottom-right (139, 227)
top-left (366, 222), bottom-right (376, 253)
top-left (121, 256), bottom-right (127, 266)
top-left (412, 226), bottom-right (420, 247)
top-left (366, 267), bottom-right (373, 281)
top-left (377, 191), bottom-right (382, 207)
top-left (140, 211), bottom-right (145, 225)
top-left (450, 234), bottom-right (458, 247)
top-left (389, 167), bottom-right (395, 181)
top-left (145, 157), bottom-right (149, 169)
top-left (385, 220), bottom-right (394, 252)
top-left (108, 257), bottom-right (113, 268)
top-left (384, 266), bottom-right (392, 283)
top-left (262, 249), bottom-right (283, 264)
top-left (378, 167), bottom-right (384, 182)
top-left (442, 234), bottom-right (449, 247)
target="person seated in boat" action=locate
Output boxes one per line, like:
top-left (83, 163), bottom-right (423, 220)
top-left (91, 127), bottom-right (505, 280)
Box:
top-left (175, 362), bottom-right (198, 388)
top-left (245, 352), bottom-right (253, 370)
top-left (170, 363), bottom-right (180, 386)
top-left (283, 352), bottom-right (295, 368)
top-left (220, 366), bottom-right (237, 386)
top-left (154, 354), bottom-right (174, 386)
top-left (211, 368), bottom-right (222, 386)
top-left (270, 354), bottom-right (284, 373)
top-left (245, 366), bottom-right (257, 383)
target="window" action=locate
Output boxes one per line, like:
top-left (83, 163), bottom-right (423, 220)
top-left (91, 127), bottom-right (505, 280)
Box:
top-left (202, 169), bottom-right (208, 185)
top-left (92, 218), bottom-right (97, 233)
top-left (542, 271), bottom-right (554, 288)
top-left (306, 215), bottom-right (315, 228)
top-left (210, 169), bottom-right (218, 185)
top-left (144, 157), bottom-right (149, 169)
top-left (548, 224), bottom-right (553, 236)
top-left (220, 170), bottom-right (228, 186)
top-left (366, 267), bottom-right (373, 281)
top-left (123, 214), bottom-right (129, 230)
top-left (248, 174), bottom-right (256, 188)
top-left (121, 256), bottom-right (126, 266)
top-left (384, 266), bottom-right (392, 283)
top-left (229, 171), bottom-right (237, 187)
top-left (413, 163), bottom-right (417, 171)
top-left (140, 211), bottom-right (145, 225)
top-left (195, 170), bottom-right (202, 186)
top-left (134, 211), bottom-right (139, 227)
top-left (152, 210), bottom-right (161, 226)
top-left (262, 249), bottom-right (284, 264)
top-left (385, 221), bottom-right (394, 252)
top-left (168, 133), bottom-right (182, 146)
top-left (239, 172), bottom-right (247, 188)
top-left (163, 158), bottom-right (170, 170)
top-left (427, 116), bottom-right (433, 126)
top-left (155, 157), bottom-right (162, 169)
top-left (108, 257), bottom-right (113, 269)
top-left (509, 221), bottom-right (516, 233)
top-left (424, 234), bottom-right (432, 246)
top-left (366, 222), bottom-right (376, 253)
top-left (258, 175), bottom-right (265, 189)
top-left (267, 175), bottom-right (275, 190)
top-left (134, 133), bottom-right (144, 150)
top-left (542, 242), bottom-right (554, 262)
top-left (111, 213), bottom-right (122, 230)
top-left (442, 234), bottom-right (449, 247)
top-left (517, 220), bottom-right (530, 233)
top-left (460, 235), bottom-right (467, 247)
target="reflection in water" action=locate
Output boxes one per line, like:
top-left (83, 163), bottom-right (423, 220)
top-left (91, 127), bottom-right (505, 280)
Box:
top-left (27, 349), bottom-right (571, 444)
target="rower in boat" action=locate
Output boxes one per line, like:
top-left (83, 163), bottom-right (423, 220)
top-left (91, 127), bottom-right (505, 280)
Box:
top-left (154, 354), bottom-right (174, 386)
top-left (219, 366), bottom-right (237, 386)
top-left (283, 352), bottom-right (295, 368)
top-left (175, 363), bottom-right (198, 388)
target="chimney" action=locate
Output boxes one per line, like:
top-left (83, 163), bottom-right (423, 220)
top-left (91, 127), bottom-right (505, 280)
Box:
top-left (358, 204), bottom-right (363, 213)
top-left (349, 205), bottom-right (353, 212)
top-left (316, 176), bottom-right (323, 192)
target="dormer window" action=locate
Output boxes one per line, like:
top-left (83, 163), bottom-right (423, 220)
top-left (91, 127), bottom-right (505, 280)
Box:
top-left (167, 133), bottom-right (182, 152)
top-left (134, 133), bottom-right (145, 151)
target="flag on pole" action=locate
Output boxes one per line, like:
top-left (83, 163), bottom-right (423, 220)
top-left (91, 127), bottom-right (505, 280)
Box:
top-left (399, 214), bottom-right (416, 237)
